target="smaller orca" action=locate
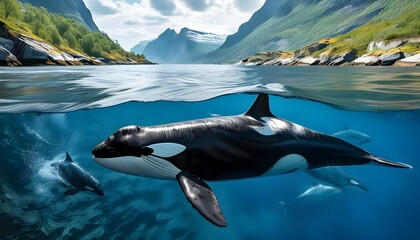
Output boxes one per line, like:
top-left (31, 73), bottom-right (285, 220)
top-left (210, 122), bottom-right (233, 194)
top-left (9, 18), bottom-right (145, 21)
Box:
top-left (306, 166), bottom-right (368, 192)
top-left (51, 153), bottom-right (104, 196)
top-left (332, 126), bottom-right (371, 145)
top-left (279, 182), bottom-right (343, 215)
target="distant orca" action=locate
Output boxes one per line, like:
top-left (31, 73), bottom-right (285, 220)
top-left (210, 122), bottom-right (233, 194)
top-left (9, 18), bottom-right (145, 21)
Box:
top-left (332, 127), bottom-right (371, 145)
top-left (92, 93), bottom-right (411, 227)
top-left (306, 166), bottom-right (368, 192)
top-left (51, 152), bottom-right (104, 196)
top-left (279, 182), bottom-right (343, 214)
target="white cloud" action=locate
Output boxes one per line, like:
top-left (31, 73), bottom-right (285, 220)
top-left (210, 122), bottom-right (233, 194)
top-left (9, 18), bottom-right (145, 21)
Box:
top-left (178, 0), bottom-right (216, 12)
top-left (234, 0), bottom-right (265, 12)
top-left (84, 0), bottom-right (265, 50)
top-left (84, 0), bottom-right (118, 15)
top-left (148, 0), bottom-right (178, 16)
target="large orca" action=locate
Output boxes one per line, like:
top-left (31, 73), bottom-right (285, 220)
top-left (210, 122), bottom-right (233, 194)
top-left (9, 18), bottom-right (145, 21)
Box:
top-left (51, 152), bottom-right (104, 196)
top-left (92, 93), bottom-right (411, 227)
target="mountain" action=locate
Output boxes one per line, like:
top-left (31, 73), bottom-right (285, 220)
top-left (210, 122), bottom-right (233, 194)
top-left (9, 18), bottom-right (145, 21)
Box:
top-left (20, 0), bottom-right (99, 32)
top-left (143, 27), bottom-right (226, 64)
top-left (203, 0), bottom-right (419, 63)
top-left (131, 39), bottom-right (154, 55)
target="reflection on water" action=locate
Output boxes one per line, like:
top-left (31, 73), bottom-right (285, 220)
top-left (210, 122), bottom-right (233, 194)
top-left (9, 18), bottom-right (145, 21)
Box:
top-left (0, 65), bottom-right (419, 112)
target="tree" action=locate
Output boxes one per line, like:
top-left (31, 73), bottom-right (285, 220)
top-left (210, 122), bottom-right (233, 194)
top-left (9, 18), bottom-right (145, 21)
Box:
top-left (46, 25), bottom-right (62, 45)
top-left (81, 34), bottom-right (94, 53)
top-left (2, 0), bottom-right (20, 19)
top-left (63, 31), bottom-right (77, 48)
top-left (31, 19), bottom-right (43, 35)
top-left (57, 20), bottom-right (71, 35)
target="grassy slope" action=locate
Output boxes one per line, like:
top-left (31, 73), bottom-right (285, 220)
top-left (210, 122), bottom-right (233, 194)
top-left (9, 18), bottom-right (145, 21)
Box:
top-left (206, 0), bottom-right (419, 63)
top-left (324, 8), bottom-right (420, 56)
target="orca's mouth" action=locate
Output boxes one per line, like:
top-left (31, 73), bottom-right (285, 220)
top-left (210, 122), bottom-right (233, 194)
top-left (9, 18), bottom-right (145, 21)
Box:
top-left (91, 142), bottom-right (121, 158)
top-left (95, 189), bottom-right (105, 196)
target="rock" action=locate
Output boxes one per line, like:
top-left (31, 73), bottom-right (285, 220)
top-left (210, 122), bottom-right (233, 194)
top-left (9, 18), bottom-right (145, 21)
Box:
top-left (393, 53), bottom-right (420, 66)
top-left (262, 59), bottom-right (281, 65)
top-left (11, 35), bottom-right (69, 65)
top-left (294, 42), bottom-right (328, 58)
top-left (367, 40), bottom-right (403, 52)
top-left (297, 56), bottom-right (320, 65)
top-left (318, 54), bottom-right (339, 65)
top-left (351, 54), bottom-right (380, 66)
top-left (380, 51), bottom-right (405, 66)
top-left (329, 50), bottom-right (358, 66)
top-left (0, 37), bottom-right (14, 52)
top-left (280, 58), bottom-right (298, 66)
top-left (69, 53), bottom-right (101, 65)
top-left (61, 52), bottom-right (77, 65)
top-left (403, 52), bottom-right (412, 58)
top-left (0, 45), bottom-right (22, 66)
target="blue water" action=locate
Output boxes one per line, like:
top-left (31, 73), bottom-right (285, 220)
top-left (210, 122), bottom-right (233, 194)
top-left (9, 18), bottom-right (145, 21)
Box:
top-left (0, 65), bottom-right (419, 239)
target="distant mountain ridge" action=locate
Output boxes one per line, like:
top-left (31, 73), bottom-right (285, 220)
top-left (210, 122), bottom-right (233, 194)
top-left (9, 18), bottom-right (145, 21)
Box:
top-left (143, 27), bottom-right (226, 64)
top-left (131, 39), bottom-right (154, 55)
top-left (203, 0), bottom-right (419, 63)
top-left (20, 0), bottom-right (99, 32)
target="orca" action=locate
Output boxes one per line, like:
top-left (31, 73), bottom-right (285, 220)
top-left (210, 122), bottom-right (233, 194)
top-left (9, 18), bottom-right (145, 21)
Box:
top-left (278, 182), bottom-right (343, 215)
top-left (51, 152), bottom-right (104, 196)
top-left (306, 166), bottom-right (369, 192)
top-left (332, 126), bottom-right (371, 145)
top-left (92, 93), bottom-right (411, 227)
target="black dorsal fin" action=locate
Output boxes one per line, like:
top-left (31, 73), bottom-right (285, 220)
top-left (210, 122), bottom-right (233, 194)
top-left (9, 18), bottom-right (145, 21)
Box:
top-left (65, 152), bottom-right (73, 162)
top-left (244, 93), bottom-right (274, 119)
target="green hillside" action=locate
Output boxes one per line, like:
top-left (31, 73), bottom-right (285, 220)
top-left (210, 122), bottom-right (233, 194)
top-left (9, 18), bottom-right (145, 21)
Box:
top-left (241, 7), bottom-right (419, 66)
top-left (0, 0), bottom-right (149, 63)
top-left (204, 0), bottom-right (420, 63)
top-left (323, 9), bottom-right (420, 56)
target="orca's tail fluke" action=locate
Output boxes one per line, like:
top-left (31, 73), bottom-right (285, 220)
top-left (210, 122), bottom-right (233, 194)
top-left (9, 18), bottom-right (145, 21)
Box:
top-left (370, 156), bottom-right (412, 169)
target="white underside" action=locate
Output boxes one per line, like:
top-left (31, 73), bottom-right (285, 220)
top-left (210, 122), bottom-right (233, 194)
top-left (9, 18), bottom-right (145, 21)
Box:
top-left (298, 184), bottom-right (343, 200)
top-left (93, 155), bottom-right (181, 179)
top-left (263, 154), bottom-right (309, 176)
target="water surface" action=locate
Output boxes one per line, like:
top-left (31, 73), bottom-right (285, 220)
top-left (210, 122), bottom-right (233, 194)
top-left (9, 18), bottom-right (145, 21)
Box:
top-left (1, 65), bottom-right (419, 112)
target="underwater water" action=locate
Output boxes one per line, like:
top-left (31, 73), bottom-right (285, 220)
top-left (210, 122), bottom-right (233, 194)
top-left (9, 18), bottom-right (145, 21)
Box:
top-left (0, 65), bottom-right (419, 240)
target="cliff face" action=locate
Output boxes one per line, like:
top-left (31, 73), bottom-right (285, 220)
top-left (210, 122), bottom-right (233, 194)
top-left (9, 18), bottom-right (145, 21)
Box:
top-left (20, 0), bottom-right (99, 32)
top-left (0, 22), bottom-right (101, 66)
top-left (143, 28), bottom-right (226, 64)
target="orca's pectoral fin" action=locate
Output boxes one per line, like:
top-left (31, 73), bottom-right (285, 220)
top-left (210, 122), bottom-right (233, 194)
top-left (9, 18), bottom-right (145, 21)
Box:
top-left (176, 171), bottom-right (227, 227)
top-left (64, 189), bottom-right (80, 196)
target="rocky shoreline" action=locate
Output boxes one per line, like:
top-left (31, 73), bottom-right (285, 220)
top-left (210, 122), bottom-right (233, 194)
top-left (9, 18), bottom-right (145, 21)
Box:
top-left (0, 23), bottom-right (153, 67)
top-left (240, 38), bottom-right (420, 67)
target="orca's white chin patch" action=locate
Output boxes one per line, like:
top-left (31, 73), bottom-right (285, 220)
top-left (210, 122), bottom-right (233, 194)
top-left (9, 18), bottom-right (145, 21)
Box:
top-left (93, 156), bottom-right (181, 180)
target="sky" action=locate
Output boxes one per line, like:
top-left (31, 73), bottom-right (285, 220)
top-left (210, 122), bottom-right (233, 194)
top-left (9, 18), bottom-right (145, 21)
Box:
top-left (83, 0), bottom-right (265, 50)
